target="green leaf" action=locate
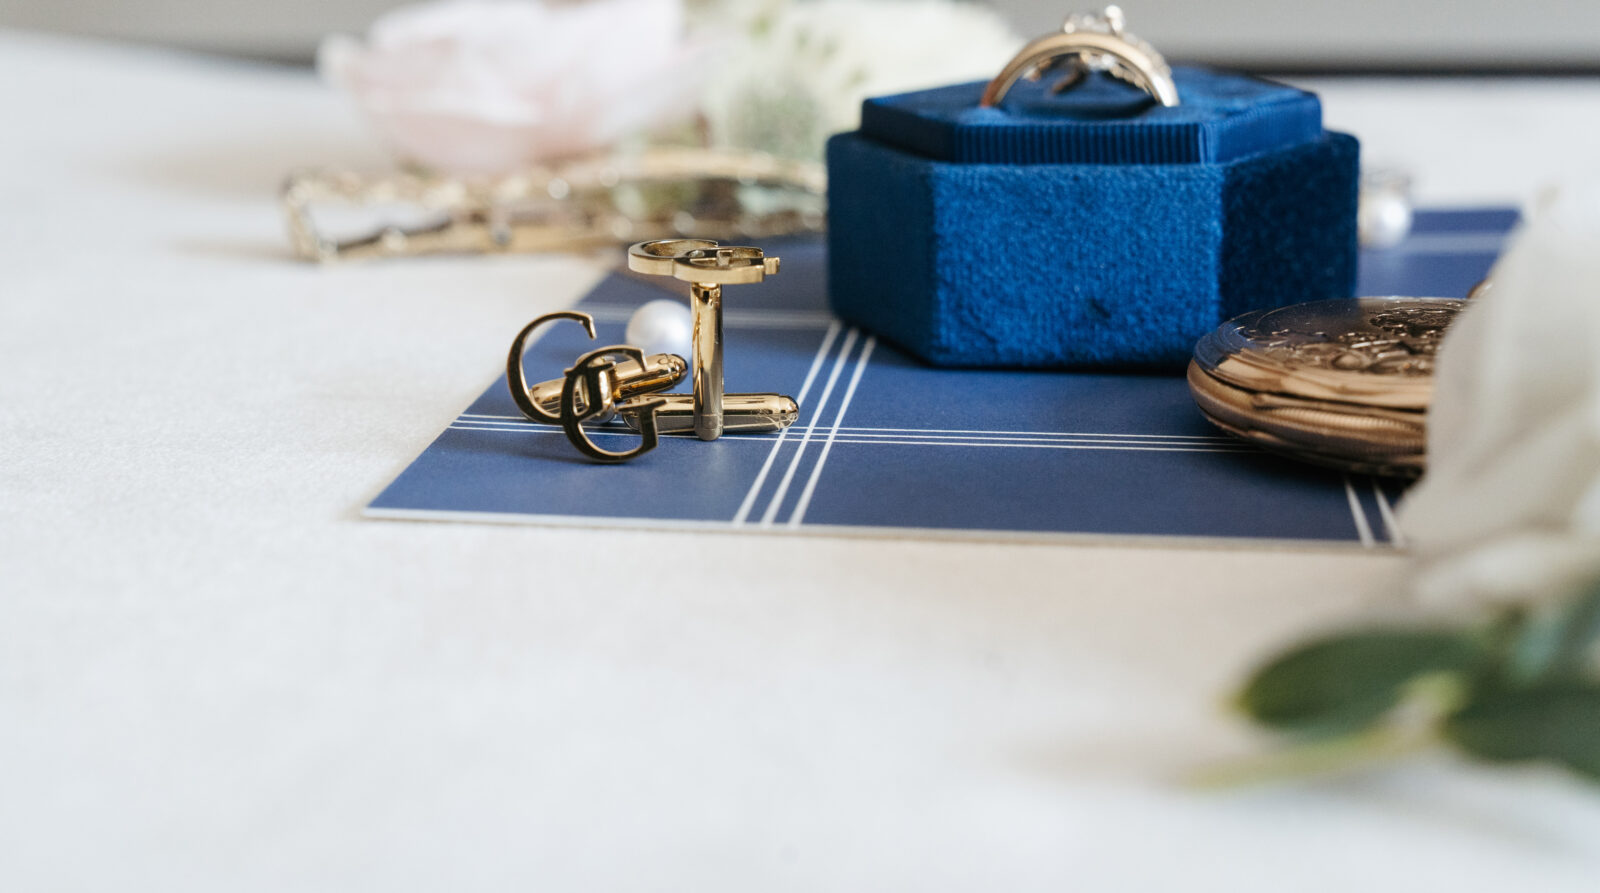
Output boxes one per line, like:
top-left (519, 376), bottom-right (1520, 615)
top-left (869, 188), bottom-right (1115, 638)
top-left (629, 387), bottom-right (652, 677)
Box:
top-left (1445, 684), bottom-right (1600, 781)
top-left (1238, 630), bottom-right (1483, 736)
top-left (1504, 580), bottom-right (1600, 685)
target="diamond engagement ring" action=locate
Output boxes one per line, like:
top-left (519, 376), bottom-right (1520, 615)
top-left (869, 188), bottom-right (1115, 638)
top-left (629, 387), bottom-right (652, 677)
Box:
top-left (981, 5), bottom-right (1179, 109)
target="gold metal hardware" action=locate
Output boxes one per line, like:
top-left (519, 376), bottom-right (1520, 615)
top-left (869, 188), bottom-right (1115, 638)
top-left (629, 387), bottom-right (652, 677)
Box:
top-left (626, 239), bottom-right (784, 441)
top-left (619, 393), bottom-right (799, 435)
top-left (504, 240), bottom-right (799, 463)
top-left (507, 311), bottom-right (687, 425)
top-left (559, 347), bottom-right (668, 463)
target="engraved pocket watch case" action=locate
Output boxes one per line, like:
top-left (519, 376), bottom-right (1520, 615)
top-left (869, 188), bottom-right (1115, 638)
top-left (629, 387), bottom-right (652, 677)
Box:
top-left (1188, 297), bottom-right (1465, 478)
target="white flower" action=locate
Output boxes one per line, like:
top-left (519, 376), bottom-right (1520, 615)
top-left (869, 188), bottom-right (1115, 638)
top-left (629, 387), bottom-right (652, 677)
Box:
top-left (694, 0), bottom-right (1022, 160)
top-left (319, 0), bottom-right (702, 175)
top-left (1398, 178), bottom-right (1600, 608)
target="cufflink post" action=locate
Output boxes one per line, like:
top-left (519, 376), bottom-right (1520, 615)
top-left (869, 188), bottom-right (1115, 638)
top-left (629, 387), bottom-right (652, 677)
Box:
top-left (628, 241), bottom-right (782, 442)
top-left (690, 282), bottom-right (723, 441)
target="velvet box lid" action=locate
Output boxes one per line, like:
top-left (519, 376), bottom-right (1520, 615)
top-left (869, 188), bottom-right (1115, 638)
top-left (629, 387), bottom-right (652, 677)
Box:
top-left (825, 66), bottom-right (1360, 369)
top-left (859, 66), bottom-right (1324, 165)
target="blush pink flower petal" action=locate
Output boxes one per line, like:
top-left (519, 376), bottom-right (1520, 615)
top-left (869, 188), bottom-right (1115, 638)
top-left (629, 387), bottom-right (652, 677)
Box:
top-left (319, 0), bottom-right (702, 176)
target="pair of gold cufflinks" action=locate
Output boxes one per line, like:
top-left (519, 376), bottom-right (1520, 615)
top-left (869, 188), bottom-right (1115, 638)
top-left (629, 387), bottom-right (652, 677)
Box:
top-left (506, 240), bottom-right (800, 462)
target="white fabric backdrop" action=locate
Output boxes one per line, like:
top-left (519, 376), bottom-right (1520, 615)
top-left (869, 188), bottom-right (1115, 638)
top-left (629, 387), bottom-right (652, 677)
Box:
top-left (4, 31), bottom-right (1600, 891)
top-left (5, 0), bottom-right (1598, 67)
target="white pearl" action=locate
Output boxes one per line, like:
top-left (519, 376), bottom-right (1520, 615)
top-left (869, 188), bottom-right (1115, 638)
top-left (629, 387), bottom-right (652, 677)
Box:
top-left (625, 298), bottom-right (693, 358)
top-left (1359, 183), bottom-right (1414, 249)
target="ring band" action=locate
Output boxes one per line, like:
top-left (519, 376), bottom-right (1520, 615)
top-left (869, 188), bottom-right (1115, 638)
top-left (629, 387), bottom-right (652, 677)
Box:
top-left (981, 6), bottom-right (1178, 109)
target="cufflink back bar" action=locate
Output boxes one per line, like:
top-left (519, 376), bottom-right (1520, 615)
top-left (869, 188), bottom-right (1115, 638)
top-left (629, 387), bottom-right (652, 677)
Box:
top-left (524, 353), bottom-right (688, 421)
top-left (619, 393), bottom-right (799, 435)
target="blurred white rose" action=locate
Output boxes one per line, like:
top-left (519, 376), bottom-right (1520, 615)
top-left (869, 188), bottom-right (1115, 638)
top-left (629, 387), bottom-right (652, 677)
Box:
top-left (1399, 178), bottom-right (1600, 608)
top-left (694, 0), bottom-right (1022, 160)
top-left (319, 0), bottom-right (702, 176)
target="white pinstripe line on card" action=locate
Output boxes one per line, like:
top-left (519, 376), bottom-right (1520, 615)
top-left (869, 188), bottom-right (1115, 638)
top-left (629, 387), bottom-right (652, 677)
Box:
top-left (447, 425), bottom-right (1252, 453)
top-left (772, 439), bottom-right (1244, 453)
top-left (762, 431), bottom-right (1228, 445)
top-left (789, 336), bottom-right (876, 528)
top-left (758, 328), bottom-right (859, 528)
top-left (1343, 474), bottom-right (1375, 548)
top-left (453, 421), bottom-right (1237, 449)
top-left (451, 425), bottom-right (638, 437)
top-left (819, 427), bottom-right (1233, 441)
top-left (732, 321), bottom-right (842, 526)
top-left (458, 414), bottom-right (1234, 443)
top-left (1371, 480), bottom-right (1406, 548)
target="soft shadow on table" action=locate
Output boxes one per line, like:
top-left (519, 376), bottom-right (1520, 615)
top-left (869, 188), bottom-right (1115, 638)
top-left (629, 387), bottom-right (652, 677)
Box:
top-left (126, 130), bottom-right (382, 201)
top-left (171, 238), bottom-right (301, 263)
top-left (1320, 767), bottom-right (1584, 854)
top-left (1016, 732), bottom-right (1587, 855)
top-left (123, 130), bottom-right (386, 262)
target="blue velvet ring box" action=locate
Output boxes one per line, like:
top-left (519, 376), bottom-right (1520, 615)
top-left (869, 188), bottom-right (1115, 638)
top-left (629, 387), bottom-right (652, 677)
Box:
top-left (825, 67), bottom-right (1359, 368)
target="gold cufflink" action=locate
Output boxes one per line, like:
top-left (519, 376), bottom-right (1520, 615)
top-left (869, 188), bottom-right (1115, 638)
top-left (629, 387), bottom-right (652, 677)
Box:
top-left (558, 347), bottom-right (670, 463)
top-left (506, 311), bottom-right (687, 426)
top-left (626, 240), bottom-right (786, 442)
top-left (505, 242), bottom-right (801, 463)
top-left (506, 311), bottom-right (683, 463)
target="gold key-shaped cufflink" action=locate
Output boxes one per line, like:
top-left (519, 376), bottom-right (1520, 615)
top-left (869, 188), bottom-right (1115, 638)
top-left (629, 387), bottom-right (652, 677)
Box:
top-left (627, 240), bottom-right (786, 442)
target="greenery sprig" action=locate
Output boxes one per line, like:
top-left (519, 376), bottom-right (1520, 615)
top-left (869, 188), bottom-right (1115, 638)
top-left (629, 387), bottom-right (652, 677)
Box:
top-left (1213, 578), bottom-right (1600, 785)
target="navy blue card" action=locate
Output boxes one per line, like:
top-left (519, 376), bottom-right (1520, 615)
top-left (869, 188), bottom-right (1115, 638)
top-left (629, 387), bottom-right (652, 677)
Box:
top-left (367, 208), bottom-right (1514, 547)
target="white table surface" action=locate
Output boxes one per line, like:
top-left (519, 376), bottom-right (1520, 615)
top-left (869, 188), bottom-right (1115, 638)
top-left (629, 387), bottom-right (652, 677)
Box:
top-left (5, 31), bottom-right (1600, 891)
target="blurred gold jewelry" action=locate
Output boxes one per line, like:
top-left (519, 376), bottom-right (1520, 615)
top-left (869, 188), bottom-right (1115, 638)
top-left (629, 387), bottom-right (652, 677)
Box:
top-left (283, 147), bottom-right (825, 263)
